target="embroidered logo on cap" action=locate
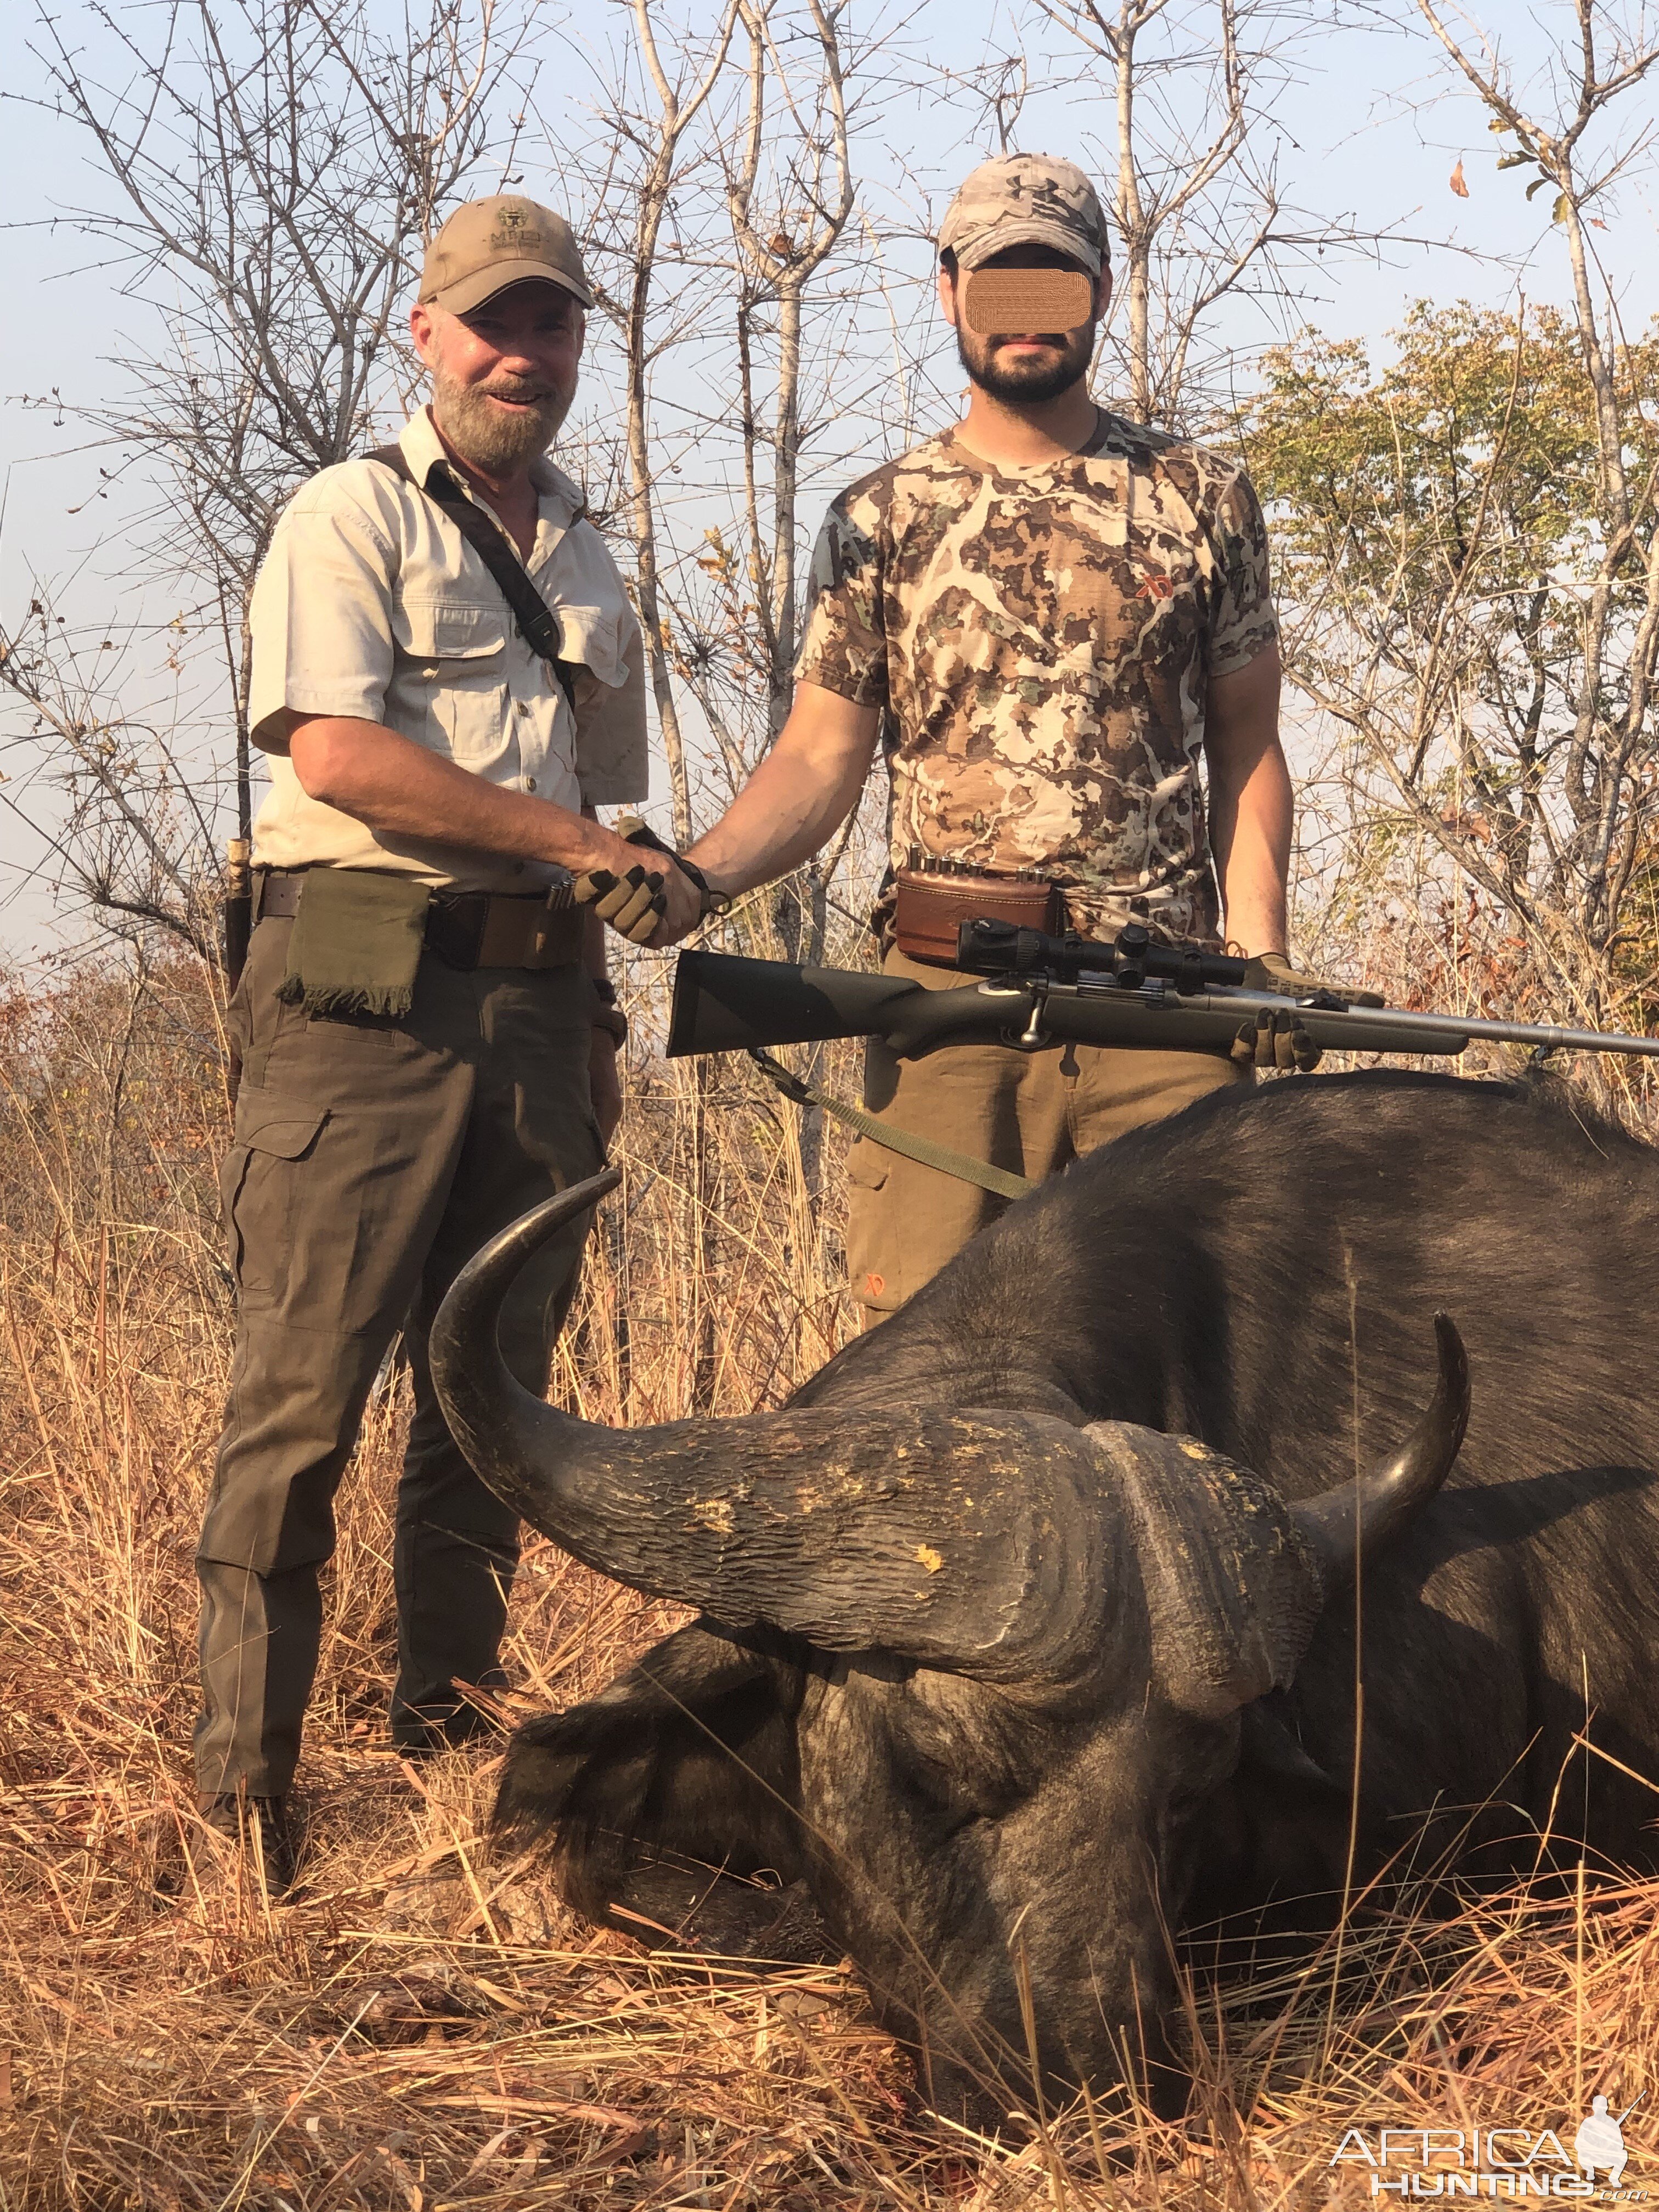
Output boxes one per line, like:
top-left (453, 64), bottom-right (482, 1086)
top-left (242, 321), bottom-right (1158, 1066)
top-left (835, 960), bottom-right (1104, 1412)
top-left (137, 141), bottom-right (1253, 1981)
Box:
top-left (489, 206), bottom-right (544, 252)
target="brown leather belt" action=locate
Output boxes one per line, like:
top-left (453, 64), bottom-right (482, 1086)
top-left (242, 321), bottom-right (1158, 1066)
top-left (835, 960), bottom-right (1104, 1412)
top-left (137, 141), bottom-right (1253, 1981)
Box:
top-left (891, 866), bottom-right (1063, 966)
top-left (254, 868), bottom-right (585, 970)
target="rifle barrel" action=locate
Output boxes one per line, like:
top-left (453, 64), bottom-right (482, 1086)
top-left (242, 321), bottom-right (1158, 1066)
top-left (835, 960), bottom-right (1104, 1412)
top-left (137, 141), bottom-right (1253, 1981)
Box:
top-left (1174, 992), bottom-right (1659, 1060)
top-left (1033, 986), bottom-right (1463, 1060)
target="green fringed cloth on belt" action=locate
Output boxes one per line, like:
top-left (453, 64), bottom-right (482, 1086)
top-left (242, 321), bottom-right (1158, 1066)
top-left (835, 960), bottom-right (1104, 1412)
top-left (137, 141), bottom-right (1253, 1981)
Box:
top-left (275, 869), bottom-right (432, 1018)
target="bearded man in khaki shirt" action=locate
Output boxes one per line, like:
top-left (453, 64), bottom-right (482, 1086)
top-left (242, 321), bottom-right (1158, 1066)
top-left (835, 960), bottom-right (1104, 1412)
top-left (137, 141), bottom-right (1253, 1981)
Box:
top-left (193, 197), bottom-right (703, 1881)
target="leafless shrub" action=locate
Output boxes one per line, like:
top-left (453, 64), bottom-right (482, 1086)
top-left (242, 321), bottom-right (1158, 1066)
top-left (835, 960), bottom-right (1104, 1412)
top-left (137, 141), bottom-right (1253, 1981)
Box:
top-left (947, 0), bottom-right (1416, 433)
top-left (4, 0), bottom-right (521, 936)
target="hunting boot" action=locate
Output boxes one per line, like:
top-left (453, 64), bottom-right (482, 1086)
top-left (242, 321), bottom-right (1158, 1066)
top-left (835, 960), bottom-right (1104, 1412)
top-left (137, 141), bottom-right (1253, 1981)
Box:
top-left (194, 1790), bottom-right (297, 1897)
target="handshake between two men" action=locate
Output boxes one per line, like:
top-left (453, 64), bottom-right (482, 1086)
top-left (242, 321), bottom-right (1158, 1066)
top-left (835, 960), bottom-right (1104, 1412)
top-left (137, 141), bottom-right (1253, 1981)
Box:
top-left (572, 814), bottom-right (727, 945)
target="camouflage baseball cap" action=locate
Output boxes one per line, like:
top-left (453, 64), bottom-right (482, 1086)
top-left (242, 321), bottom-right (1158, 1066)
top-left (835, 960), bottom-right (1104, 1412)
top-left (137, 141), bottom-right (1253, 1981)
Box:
top-left (938, 154), bottom-right (1110, 276)
top-left (419, 195), bottom-right (593, 315)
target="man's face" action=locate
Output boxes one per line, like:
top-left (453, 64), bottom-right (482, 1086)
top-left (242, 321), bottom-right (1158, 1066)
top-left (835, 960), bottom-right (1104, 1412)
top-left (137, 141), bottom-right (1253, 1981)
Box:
top-left (410, 281), bottom-right (584, 475)
top-left (940, 242), bottom-right (1107, 407)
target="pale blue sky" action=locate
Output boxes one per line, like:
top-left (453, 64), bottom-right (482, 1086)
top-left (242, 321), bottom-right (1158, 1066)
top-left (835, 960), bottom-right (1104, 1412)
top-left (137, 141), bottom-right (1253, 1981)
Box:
top-left (2, 0), bottom-right (1652, 953)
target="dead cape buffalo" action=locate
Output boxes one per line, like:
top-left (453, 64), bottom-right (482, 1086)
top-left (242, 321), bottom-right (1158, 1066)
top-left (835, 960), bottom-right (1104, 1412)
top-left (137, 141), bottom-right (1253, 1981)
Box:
top-left (428, 1070), bottom-right (1659, 2121)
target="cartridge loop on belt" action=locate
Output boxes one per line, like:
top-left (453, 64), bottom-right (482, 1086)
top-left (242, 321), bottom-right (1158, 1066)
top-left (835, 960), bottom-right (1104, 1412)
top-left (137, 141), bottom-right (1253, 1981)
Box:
top-left (892, 865), bottom-right (1063, 966)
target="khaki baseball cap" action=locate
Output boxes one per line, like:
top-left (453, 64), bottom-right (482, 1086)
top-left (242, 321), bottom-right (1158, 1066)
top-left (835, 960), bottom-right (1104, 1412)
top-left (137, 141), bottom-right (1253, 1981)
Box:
top-left (419, 194), bottom-right (594, 315)
top-left (938, 154), bottom-right (1110, 277)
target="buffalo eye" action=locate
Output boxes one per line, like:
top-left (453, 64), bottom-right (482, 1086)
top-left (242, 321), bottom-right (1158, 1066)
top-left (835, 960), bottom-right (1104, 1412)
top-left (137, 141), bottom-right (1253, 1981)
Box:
top-left (887, 1673), bottom-right (1045, 1824)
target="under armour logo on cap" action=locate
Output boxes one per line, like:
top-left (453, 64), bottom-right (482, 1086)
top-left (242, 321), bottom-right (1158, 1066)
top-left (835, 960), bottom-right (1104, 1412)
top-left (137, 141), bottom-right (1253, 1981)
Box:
top-left (939, 153), bottom-right (1111, 276)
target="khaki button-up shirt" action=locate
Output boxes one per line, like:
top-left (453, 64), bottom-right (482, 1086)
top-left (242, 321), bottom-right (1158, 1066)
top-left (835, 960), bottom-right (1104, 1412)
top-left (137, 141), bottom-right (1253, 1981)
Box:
top-left (247, 406), bottom-right (648, 892)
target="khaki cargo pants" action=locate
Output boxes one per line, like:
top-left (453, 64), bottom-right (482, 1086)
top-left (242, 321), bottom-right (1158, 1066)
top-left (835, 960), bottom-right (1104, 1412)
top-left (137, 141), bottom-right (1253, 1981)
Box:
top-left (846, 947), bottom-right (1249, 1321)
top-left (194, 916), bottom-right (603, 1801)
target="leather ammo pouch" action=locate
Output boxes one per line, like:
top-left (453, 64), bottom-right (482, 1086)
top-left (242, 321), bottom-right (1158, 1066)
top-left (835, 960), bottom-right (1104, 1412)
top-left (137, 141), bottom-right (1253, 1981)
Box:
top-left (892, 868), bottom-right (1063, 967)
top-left (276, 869), bottom-right (432, 1018)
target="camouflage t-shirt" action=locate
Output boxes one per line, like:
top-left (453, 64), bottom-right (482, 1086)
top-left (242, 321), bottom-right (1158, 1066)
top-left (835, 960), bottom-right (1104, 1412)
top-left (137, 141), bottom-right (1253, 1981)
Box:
top-left (794, 410), bottom-right (1277, 945)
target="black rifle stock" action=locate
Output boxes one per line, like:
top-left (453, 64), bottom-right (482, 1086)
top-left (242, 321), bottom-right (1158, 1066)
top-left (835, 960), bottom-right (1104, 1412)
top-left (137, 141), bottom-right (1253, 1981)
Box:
top-left (667, 949), bottom-right (1659, 1067)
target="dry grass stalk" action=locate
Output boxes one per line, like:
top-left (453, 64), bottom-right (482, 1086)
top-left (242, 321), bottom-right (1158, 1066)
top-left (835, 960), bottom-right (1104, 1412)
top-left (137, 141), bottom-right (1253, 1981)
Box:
top-left (2, 952), bottom-right (1655, 2209)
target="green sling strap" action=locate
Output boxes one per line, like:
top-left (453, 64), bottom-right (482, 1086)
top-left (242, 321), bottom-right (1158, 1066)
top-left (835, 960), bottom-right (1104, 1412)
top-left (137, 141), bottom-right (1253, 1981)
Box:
top-left (746, 1048), bottom-right (1039, 1202)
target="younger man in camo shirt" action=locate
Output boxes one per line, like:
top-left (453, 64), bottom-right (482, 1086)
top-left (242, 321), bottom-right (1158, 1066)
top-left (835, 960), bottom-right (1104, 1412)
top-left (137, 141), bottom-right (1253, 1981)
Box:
top-left (674, 154), bottom-right (1310, 1319)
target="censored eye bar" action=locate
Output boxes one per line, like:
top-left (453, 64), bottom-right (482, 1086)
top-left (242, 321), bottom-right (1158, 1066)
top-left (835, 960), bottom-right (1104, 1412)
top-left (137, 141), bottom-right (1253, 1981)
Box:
top-left (960, 267), bottom-right (1094, 335)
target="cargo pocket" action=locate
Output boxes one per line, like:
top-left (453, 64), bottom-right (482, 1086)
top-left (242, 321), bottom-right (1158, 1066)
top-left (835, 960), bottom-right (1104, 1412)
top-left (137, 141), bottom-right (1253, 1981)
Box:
top-left (843, 1138), bottom-right (901, 1315)
top-left (222, 1087), bottom-right (329, 1310)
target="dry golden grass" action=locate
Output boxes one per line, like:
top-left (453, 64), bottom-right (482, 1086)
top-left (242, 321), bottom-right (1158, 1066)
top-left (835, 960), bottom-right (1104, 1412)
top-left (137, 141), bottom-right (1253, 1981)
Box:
top-left (2, 949), bottom-right (1657, 2209)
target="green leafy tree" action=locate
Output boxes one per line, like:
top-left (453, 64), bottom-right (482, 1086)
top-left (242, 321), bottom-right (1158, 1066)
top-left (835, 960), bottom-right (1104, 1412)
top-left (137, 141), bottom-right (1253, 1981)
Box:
top-left (1246, 298), bottom-right (1659, 1034)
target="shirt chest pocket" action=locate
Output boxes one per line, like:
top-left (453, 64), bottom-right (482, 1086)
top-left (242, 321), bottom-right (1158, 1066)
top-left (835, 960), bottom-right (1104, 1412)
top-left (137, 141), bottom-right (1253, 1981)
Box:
top-left (1121, 561), bottom-right (1203, 660)
top-left (1042, 479), bottom-right (1203, 664)
top-left (394, 598), bottom-right (512, 763)
top-left (556, 600), bottom-right (623, 686)
top-left (1060, 551), bottom-right (1203, 668)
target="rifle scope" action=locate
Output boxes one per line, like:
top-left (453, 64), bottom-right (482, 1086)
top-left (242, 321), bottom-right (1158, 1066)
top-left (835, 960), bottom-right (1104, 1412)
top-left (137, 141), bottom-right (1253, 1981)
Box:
top-left (956, 917), bottom-right (1249, 994)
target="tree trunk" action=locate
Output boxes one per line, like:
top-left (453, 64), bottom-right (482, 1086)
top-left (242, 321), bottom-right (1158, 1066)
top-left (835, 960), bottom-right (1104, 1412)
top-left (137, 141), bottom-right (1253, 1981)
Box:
top-left (1114, 4), bottom-right (1153, 424)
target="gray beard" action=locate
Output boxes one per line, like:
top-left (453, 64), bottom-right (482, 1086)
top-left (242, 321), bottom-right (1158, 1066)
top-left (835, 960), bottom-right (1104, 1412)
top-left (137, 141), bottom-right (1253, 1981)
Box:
top-left (432, 368), bottom-right (568, 476)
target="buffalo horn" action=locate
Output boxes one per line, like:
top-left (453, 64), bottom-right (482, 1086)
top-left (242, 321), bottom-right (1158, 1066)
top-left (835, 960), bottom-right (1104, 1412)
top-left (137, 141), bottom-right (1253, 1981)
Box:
top-left (429, 1173), bottom-right (1107, 1681)
top-left (1291, 1312), bottom-right (1471, 1584)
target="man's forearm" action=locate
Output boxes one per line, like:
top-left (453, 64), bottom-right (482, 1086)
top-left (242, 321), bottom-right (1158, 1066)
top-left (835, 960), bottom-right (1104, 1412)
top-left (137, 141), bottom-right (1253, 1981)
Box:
top-left (1204, 645), bottom-right (1291, 957)
top-left (285, 714), bottom-right (632, 877)
top-left (1211, 741), bottom-right (1291, 956)
top-left (580, 815), bottom-right (611, 984)
top-left (684, 684), bottom-right (881, 895)
top-left (685, 772), bottom-right (854, 894)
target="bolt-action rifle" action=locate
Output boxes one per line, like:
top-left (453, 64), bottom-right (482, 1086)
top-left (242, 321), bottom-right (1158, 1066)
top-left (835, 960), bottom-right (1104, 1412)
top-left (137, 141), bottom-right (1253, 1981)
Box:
top-left (667, 918), bottom-right (1659, 1068)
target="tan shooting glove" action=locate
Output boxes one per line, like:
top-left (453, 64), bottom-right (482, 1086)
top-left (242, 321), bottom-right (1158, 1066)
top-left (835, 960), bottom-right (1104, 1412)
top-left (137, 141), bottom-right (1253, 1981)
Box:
top-left (1242, 951), bottom-right (1385, 1007)
top-left (1232, 951), bottom-right (1386, 1068)
top-left (572, 818), bottom-right (684, 946)
top-left (572, 816), bottom-right (732, 946)
top-left (1232, 1005), bottom-right (1323, 1073)
top-left (571, 857), bottom-right (668, 945)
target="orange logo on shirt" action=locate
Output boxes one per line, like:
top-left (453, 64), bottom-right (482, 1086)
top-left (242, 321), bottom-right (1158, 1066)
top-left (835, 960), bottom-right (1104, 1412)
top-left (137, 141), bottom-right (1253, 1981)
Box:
top-left (1136, 573), bottom-right (1176, 600)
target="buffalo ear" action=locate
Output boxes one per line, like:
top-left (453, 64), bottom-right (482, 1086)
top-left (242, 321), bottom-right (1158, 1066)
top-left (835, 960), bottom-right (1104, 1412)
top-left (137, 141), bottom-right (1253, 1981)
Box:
top-left (1188, 1692), bottom-right (1353, 1924)
top-left (1086, 1426), bottom-right (1324, 1718)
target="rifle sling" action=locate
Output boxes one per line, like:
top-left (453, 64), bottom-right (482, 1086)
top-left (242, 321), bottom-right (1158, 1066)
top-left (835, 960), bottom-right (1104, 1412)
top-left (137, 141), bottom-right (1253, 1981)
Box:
top-left (368, 445), bottom-right (581, 716)
top-left (747, 1048), bottom-right (1037, 1203)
